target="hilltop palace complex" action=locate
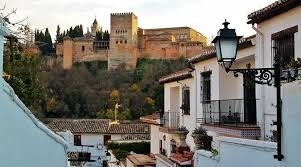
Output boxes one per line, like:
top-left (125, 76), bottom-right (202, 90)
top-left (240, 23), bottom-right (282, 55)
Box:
top-left (56, 12), bottom-right (207, 70)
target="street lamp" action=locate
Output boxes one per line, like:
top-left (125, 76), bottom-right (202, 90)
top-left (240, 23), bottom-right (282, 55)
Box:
top-left (212, 20), bottom-right (284, 161)
top-left (212, 19), bottom-right (242, 70)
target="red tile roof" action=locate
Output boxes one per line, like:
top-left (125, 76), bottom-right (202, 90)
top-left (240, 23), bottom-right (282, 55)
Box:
top-left (169, 151), bottom-right (194, 165)
top-left (107, 123), bottom-right (150, 134)
top-left (48, 119), bottom-right (150, 134)
top-left (247, 0), bottom-right (301, 24)
top-left (159, 68), bottom-right (193, 84)
top-left (140, 112), bottom-right (161, 125)
top-left (48, 119), bottom-right (110, 133)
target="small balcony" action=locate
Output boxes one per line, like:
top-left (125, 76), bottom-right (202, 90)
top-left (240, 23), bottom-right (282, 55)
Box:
top-left (159, 112), bottom-right (182, 134)
top-left (199, 99), bottom-right (261, 138)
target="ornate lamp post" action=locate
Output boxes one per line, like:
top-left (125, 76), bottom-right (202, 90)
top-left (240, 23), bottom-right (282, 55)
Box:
top-left (212, 20), bottom-right (284, 161)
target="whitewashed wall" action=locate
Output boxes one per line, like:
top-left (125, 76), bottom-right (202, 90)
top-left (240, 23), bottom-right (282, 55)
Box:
top-left (255, 5), bottom-right (301, 139)
top-left (150, 124), bottom-right (161, 154)
top-left (195, 80), bottom-right (301, 167)
top-left (194, 137), bottom-right (281, 167)
top-left (163, 78), bottom-right (195, 151)
top-left (282, 80), bottom-right (301, 167)
top-left (79, 133), bottom-right (104, 146)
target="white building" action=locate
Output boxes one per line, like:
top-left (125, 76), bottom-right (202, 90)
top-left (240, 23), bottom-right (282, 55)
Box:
top-left (194, 0), bottom-right (301, 166)
top-left (48, 119), bottom-right (150, 146)
top-left (0, 17), bottom-right (68, 167)
top-left (146, 1), bottom-right (301, 166)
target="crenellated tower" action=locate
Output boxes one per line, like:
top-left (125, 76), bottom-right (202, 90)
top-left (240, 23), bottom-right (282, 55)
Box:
top-left (108, 12), bottom-right (138, 70)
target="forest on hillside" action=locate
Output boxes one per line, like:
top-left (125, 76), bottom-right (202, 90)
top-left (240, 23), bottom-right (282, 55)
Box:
top-left (4, 39), bottom-right (188, 121)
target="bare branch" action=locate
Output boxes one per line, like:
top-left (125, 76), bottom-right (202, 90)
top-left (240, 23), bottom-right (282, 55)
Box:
top-left (0, 2), bottom-right (6, 11)
top-left (3, 8), bottom-right (17, 18)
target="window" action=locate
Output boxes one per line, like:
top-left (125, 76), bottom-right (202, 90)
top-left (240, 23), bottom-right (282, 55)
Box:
top-left (201, 71), bottom-right (211, 102)
top-left (81, 46), bottom-right (85, 52)
top-left (74, 135), bottom-right (81, 146)
top-left (125, 40), bottom-right (127, 44)
top-left (120, 40), bottom-right (123, 44)
top-left (181, 86), bottom-right (190, 114)
top-left (159, 139), bottom-right (163, 154)
top-left (116, 41), bottom-right (118, 44)
top-left (272, 26), bottom-right (297, 68)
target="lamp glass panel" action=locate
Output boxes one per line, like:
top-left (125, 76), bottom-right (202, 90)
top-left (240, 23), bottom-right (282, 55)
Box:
top-left (220, 38), bottom-right (238, 61)
top-left (214, 39), bottom-right (222, 62)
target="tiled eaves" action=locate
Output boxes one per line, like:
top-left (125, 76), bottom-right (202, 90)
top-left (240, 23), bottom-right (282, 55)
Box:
top-left (247, 0), bottom-right (301, 24)
top-left (159, 68), bottom-right (193, 84)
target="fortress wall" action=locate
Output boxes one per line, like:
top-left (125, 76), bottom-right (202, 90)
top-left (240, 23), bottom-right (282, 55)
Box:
top-left (56, 43), bottom-right (63, 56)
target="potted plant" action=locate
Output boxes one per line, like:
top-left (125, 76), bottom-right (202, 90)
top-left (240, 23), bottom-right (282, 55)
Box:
top-left (191, 127), bottom-right (212, 151)
top-left (175, 126), bottom-right (190, 153)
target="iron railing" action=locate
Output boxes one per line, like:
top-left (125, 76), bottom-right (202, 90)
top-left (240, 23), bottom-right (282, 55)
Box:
top-left (202, 99), bottom-right (258, 127)
top-left (161, 112), bottom-right (180, 129)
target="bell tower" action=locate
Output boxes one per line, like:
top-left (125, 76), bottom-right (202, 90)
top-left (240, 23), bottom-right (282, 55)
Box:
top-left (91, 17), bottom-right (101, 36)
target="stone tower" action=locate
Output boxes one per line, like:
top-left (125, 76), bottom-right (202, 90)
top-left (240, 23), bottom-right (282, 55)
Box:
top-left (63, 37), bottom-right (73, 69)
top-left (108, 12), bottom-right (138, 70)
top-left (91, 18), bottom-right (101, 36)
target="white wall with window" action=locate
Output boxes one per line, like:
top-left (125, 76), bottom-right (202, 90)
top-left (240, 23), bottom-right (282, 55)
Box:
top-left (254, 5), bottom-right (301, 140)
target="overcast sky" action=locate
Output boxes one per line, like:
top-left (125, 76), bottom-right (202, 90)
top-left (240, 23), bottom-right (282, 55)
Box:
top-left (2, 0), bottom-right (276, 41)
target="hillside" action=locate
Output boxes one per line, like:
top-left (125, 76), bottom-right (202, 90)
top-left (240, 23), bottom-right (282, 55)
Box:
top-left (4, 43), bottom-right (188, 121)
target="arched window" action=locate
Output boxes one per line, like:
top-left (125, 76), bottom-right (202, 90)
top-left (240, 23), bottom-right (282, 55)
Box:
top-left (125, 40), bottom-right (127, 44)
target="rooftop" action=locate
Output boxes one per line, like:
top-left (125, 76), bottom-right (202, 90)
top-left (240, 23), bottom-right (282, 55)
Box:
top-left (159, 68), bottom-right (193, 84)
top-left (48, 119), bottom-right (150, 134)
top-left (169, 151), bottom-right (194, 166)
top-left (48, 119), bottom-right (110, 133)
top-left (247, 0), bottom-right (301, 24)
top-left (140, 112), bottom-right (161, 125)
top-left (127, 154), bottom-right (156, 166)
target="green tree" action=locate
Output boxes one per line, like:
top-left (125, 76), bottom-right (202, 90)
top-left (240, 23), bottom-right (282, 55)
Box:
top-left (4, 37), bottom-right (48, 120)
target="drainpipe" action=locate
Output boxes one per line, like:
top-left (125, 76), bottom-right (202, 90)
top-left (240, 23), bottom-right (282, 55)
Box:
top-left (252, 24), bottom-right (266, 140)
top-left (187, 61), bottom-right (198, 129)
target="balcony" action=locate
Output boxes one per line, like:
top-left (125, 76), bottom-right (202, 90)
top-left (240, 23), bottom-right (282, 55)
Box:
top-left (199, 99), bottom-right (261, 138)
top-left (159, 112), bottom-right (182, 134)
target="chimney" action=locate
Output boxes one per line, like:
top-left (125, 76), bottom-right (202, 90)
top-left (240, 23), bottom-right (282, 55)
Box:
top-left (0, 17), bottom-right (10, 78)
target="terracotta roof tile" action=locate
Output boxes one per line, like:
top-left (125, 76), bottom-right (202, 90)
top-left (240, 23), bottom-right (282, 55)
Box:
top-left (169, 151), bottom-right (193, 165)
top-left (159, 68), bottom-right (193, 84)
top-left (107, 123), bottom-right (150, 134)
top-left (140, 112), bottom-right (161, 124)
top-left (48, 119), bottom-right (150, 134)
top-left (247, 0), bottom-right (301, 24)
top-left (48, 119), bottom-right (110, 133)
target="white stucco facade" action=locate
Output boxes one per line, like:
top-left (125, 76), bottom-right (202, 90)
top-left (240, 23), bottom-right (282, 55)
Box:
top-left (255, 5), bottom-right (301, 139)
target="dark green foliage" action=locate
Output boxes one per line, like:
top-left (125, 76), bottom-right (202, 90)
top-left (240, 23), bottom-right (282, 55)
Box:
top-left (107, 142), bottom-right (150, 160)
top-left (42, 58), bottom-right (187, 119)
top-left (4, 38), bottom-right (48, 120)
top-left (96, 31), bottom-right (103, 41)
top-left (35, 28), bottom-right (53, 55)
top-left (103, 30), bottom-right (110, 40)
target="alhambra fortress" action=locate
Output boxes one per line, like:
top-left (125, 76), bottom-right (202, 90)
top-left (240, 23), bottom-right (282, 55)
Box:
top-left (56, 12), bottom-right (207, 70)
